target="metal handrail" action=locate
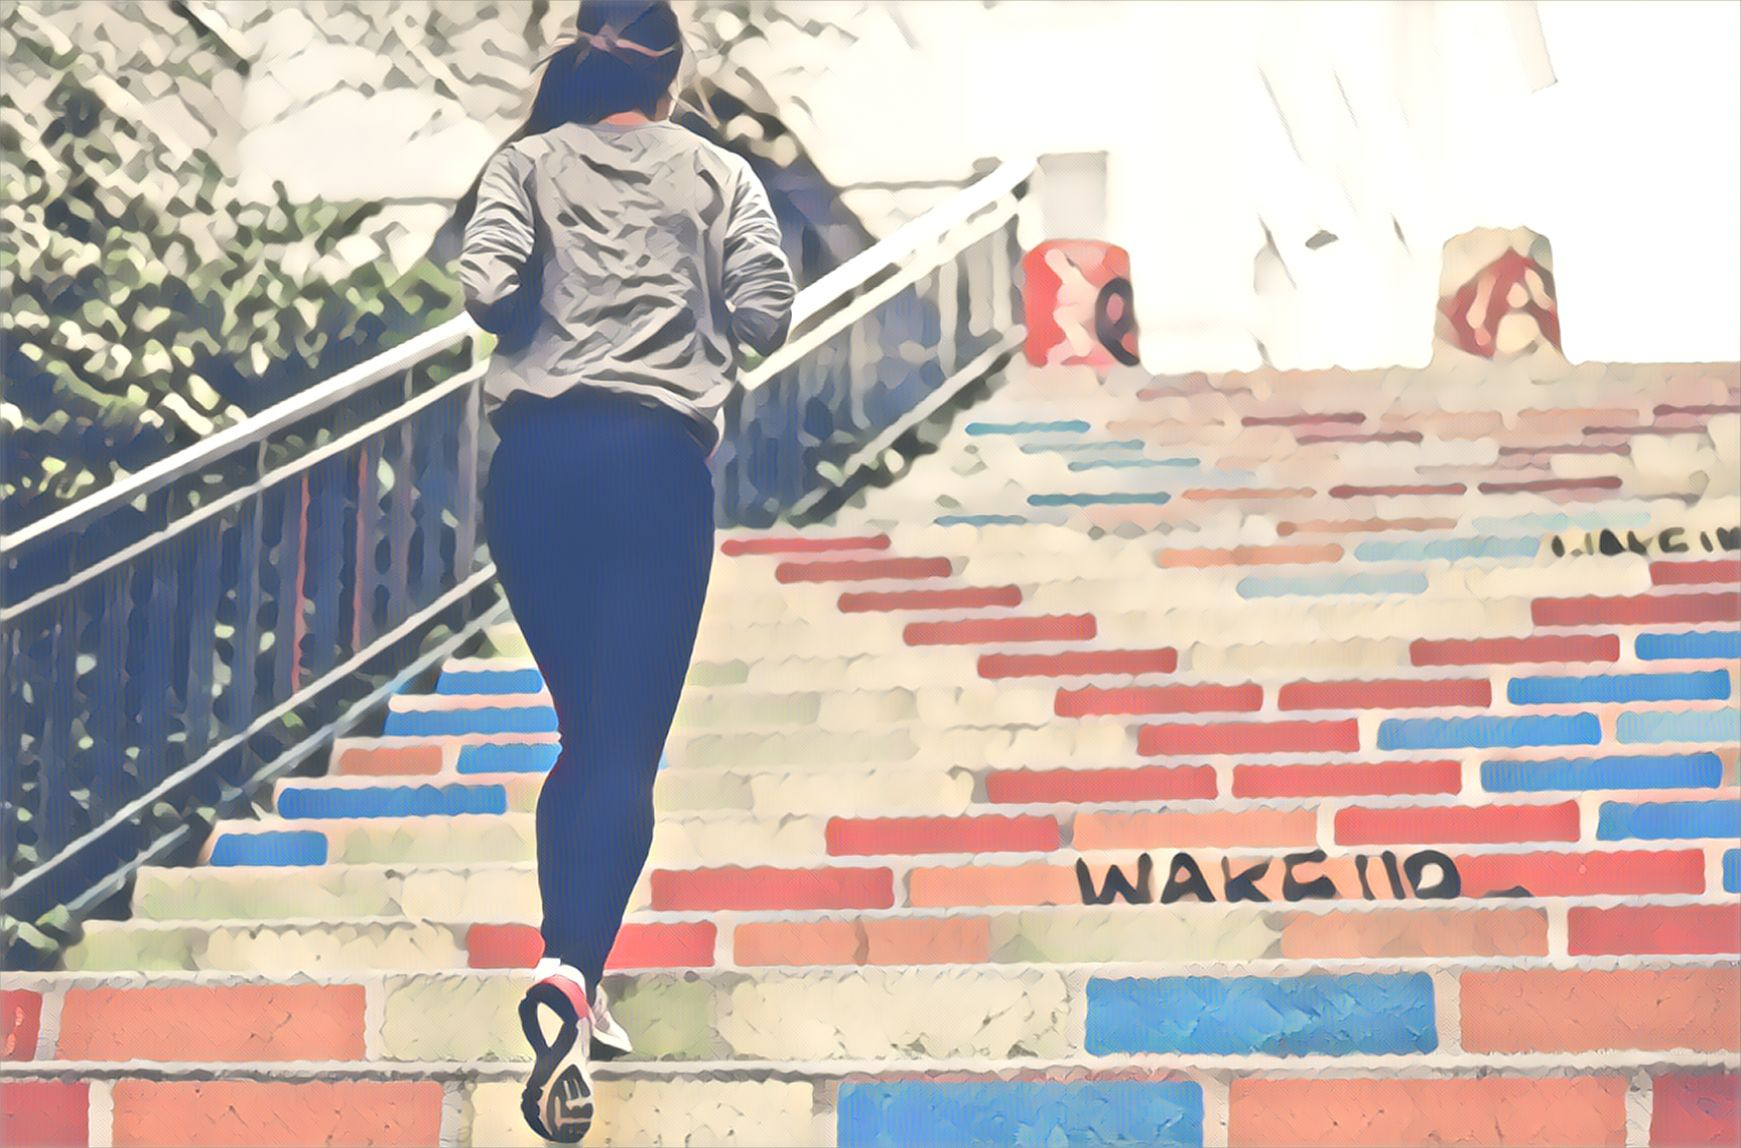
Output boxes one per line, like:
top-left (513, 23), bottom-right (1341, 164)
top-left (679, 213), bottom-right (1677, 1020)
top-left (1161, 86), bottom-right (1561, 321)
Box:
top-left (1, 155), bottom-right (1036, 945)
top-left (0, 317), bottom-right (478, 557)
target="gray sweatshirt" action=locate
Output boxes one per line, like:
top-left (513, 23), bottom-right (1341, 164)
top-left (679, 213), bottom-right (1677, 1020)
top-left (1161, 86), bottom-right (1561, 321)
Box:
top-left (459, 120), bottom-right (797, 452)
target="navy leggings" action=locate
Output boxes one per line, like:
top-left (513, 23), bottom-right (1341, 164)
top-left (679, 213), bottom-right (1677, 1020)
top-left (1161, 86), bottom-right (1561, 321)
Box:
top-left (483, 386), bottom-right (715, 995)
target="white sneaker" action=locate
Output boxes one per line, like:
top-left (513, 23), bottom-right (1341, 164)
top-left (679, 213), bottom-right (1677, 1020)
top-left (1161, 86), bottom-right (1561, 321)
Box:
top-left (519, 960), bottom-right (595, 1143)
top-left (589, 983), bottom-right (634, 1061)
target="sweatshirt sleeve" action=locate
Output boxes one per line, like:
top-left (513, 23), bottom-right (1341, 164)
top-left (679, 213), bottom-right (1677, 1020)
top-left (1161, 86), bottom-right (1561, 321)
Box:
top-left (721, 161), bottom-right (797, 356)
top-left (459, 147), bottom-right (536, 334)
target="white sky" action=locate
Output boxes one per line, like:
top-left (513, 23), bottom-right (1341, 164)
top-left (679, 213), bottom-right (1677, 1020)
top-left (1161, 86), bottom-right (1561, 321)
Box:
top-left (794, 0), bottom-right (1741, 368)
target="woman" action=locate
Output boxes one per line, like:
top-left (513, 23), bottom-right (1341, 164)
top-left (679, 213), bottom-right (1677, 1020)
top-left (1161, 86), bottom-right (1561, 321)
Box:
top-left (459, 2), bottom-right (795, 1141)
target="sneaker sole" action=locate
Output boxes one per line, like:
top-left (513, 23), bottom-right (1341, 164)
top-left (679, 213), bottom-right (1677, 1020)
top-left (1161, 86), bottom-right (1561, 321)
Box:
top-left (520, 981), bottom-right (595, 1144)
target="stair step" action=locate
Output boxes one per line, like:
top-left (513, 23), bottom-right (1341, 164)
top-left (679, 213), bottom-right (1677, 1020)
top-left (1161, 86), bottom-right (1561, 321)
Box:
top-left (10, 960), bottom-right (1737, 1067)
top-left (65, 896), bottom-right (1741, 973)
top-left (7, 1054), bottom-right (1734, 1148)
top-left (128, 841), bottom-right (1735, 924)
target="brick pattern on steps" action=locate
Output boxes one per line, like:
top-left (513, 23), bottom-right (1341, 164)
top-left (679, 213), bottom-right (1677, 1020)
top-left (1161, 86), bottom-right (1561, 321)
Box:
top-left (10, 362), bottom-right (1740, 1146)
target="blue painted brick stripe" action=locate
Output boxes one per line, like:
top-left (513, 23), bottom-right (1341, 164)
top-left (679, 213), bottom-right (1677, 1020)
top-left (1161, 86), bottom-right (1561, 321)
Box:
top-left (1029, 491), bottom-right (1173, 507)
top-left (1380, 713), bottom-right (1601, 751)
top-left (1482, 753), bottom-right (1723, 793)
top-left (1509, 670), bottom-right (1732, 706)
top-left (1020, 439), bottom-right (1145, 454)
top-left (208, 830), bottom-right (327, 867)
top-left (1069, 457), bottom-right (1201, 472)
top-left (383, 706), bottom-right (558, 737)
top-left (968, 419), bottom-right (1091, 436)
top-left (936, 514), bottom-right (1032, 527)
top-left (1617, 708), bottom-right (1741, 745)
top-left (1084, 973), bottom-right (1436, 1057)
top-left (837, 1080), bottom-right (1204, 1148)
top-left (1355, 537), bottom-right (1541, 562)
top-left (278, 783), bottom-right (508, 820)
top-left (1239, 572), bottom-right (1428, 599)
top-left (437, 668), bottom-right (544, 695)
top-left (457, 743), bottom-right (561, 774)
top-left (1597, 800), bottom-right (1741, 841)
top-left (1637, 630), bottom-right (1741, 661)
top-left (1725, 849), bottom-right (1740, 894)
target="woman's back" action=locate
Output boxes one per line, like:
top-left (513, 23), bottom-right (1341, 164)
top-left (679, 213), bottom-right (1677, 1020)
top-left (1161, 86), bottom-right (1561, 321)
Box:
top-left (461, 118), bottom-right (794, 453)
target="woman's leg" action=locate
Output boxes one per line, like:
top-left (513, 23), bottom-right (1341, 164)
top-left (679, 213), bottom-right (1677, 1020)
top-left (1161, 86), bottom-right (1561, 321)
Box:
top-left (483, 394), bottom-right (714, 994)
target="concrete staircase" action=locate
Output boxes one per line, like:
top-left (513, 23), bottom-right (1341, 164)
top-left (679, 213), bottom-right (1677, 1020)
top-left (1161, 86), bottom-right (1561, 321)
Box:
top-left (6, 359), bottom-right (1740, 1146)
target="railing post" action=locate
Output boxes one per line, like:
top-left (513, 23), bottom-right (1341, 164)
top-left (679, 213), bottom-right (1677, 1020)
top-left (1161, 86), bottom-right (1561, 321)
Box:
top-left (454, 381), bottom-right (481, 579)
top-left (89, 570), bottom-right (130, 816)
top-left (183, 518), bottom-right (223, 762)
top-left (39, 596), bottom-right (78, 855)
top-left (937, 257), bottom-right (959, 376)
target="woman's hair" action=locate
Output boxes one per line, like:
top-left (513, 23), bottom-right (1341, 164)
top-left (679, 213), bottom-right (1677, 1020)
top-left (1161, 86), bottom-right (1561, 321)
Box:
top-left (532, 1), bottom-right (685, 129)
top-left (451, 1), bottom-right (685, 234)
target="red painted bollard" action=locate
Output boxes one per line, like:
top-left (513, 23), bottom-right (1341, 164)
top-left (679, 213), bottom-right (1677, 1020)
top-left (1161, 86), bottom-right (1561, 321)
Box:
top-left (1022, 240), bottom-right (1139, 370)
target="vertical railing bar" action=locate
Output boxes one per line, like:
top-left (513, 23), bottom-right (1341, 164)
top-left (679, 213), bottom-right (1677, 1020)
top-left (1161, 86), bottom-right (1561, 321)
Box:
top-left (307, 458), bottom-right (346, 679)
top-left (183, 517), bottom-right (223, 763)
top-left (387, 414), bottom-right (415, 632)
top-left (274, 475), bottom-right (308, 700)
top-left (136, 540), bottom-right (177, 790)
top-left (937, 255), bottom-right (959, 378)
top-left (415, 402), bottom-right (442, 606)
top-left (230, 495), bottom-right (265, 737)
top-left (352, 441), bottom-right (375, 650)
top-left (89, 569), bottom-right (130, 818)
top-left (453, 380), bottom-right (480, 580)
top-left (37, 596), bottom-right (78, 855)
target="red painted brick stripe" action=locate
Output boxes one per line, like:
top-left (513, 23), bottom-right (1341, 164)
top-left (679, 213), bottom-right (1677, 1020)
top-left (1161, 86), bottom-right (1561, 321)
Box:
top-left (1658, 402), bottom-right (1741, 416)
top-left (2, 1081), bottom-right (88, 1148)
top-left (1533, 592), bottom-right (1737, 627)
top-left (1337, 802), bottom-right (1579, 845)
top-left (650, 866), bottom-right (894, 911)
top-left (1569, 904), bottom-right (1741, 956)
top-left (1454, 849), bottom-right (1705, 897)
top-left (826, 814), bottom-right (1060, 856)
top-left (1231, 1077), bottom-right (1626, 1148)
top-left (1462, 968), bottom-right (1739, 1053)
top-left (978, 648), bottom-right (1176, 678)
top-left (1243, 412), bottom-right (1365, 427)
top-left (1331, 482), bottom-right (1465, 497)
top-left (1139, 718), bottom-right (1360, 756)
top-left (332, 744), bottom-right (444, 776)
top-left (1498, 442), bottom-right (1631, 457)
top-left (465, 921), bottom-right (718, 970)
top-left (839, 585), bottom-right (1021, 612)
top-left (1183, 486), bottom-right (1315, 501)
top-left (465, 923), bottom-right (544, 968)
top-left (1296, 430), bottom-right (1422, 445)
top-left (1652, 1074), bottom-right (1741, 1148)
top-left (1057, 682), bottom-right (1263, 717)
top-left (722, 534), bottom-right (890, 556)
top-left (986, 764), bottom-right (1217, 804)
top-left (1411, 634), bottom-right (1619, 666)
top-left (56, 984), bottom-right (365, 1062)
top-left (1479, 476), bottom-right (1623, 494)
top-left (906, 614), bottom-right (1095, 646)
top-left (2, 990), bottom-right (40, 1062)
top-left (1279, 677), bottom-right (1490, 710)
top-left (1278, 516), bottom-right (1459, 536)
top-left (1651, 560), bottom-right (1741, 587)
top-left (110, 1080), bottom-right (443, 1148)
top-left (1234, 760), bottom-right (1462, 798)
top-left (777, 556), bottom-right (951, 583)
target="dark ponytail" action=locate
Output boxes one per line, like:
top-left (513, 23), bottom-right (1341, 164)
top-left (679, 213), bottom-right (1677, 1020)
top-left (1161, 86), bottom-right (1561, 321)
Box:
top-left (449, 2), bottom-right (684, 238)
